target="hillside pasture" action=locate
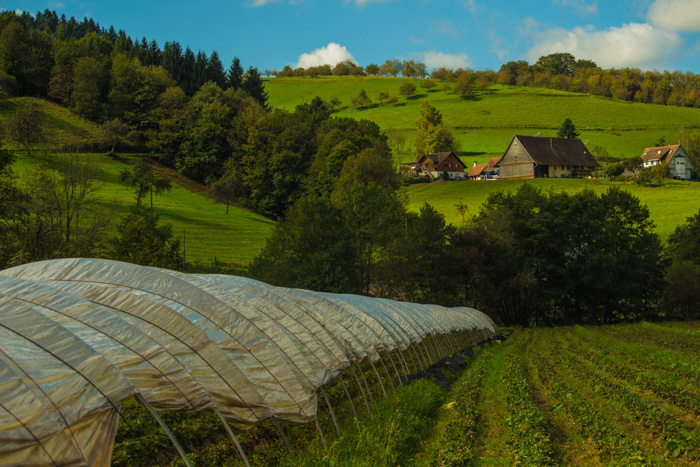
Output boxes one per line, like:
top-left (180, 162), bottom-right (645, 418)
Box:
top-left (265, 77), bottom-right (700, 159)
top-left (12, 152), bottom-right (275, 266)
top-left (402, 178), bottom-right (700, 241)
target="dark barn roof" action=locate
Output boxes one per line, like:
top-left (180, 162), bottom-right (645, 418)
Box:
top-left (420, 151), bottom-right (465, 167)
top-left (514, 135), bottom-right (600, 167)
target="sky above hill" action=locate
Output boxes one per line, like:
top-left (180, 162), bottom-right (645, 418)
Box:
top-left (6, 0), bottom-right (700, 73)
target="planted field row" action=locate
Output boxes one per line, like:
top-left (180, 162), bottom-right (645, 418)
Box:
top-left (417, 322), bottom-right (699, 466)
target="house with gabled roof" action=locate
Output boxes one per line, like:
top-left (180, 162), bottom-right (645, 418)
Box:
top-left (640, 144), bottom-right (694, 180)
top-left (497, 135), bottom-right (600, 179)
top-left (416, 151), bottom-right (467, 179)
top-left (468, 157), bottom-right (502, 180)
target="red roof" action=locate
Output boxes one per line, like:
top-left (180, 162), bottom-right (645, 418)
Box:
top-left (468, 163), bottom-right (489, 177)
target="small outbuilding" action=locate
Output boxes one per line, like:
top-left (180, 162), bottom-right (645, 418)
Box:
top-left (416, 151), bottom-right (467, 179)
top-left (640, 144), bottom-right (695, 180)
top-left (497, 135), bottom-right (599, 179)
top-left (468, 157), bottom-right (502, 180)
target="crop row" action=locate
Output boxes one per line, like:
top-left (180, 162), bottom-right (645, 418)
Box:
top-left (571, 325), bottom-right (700, 383)
top-left (560, 329), bottom-right (700, 417)
top-left (551, 332), bottom-right (699, 460)
top-left (421, 346), bottom-right (493, 466)
top-left (529, 330), bottom-right (654, 464)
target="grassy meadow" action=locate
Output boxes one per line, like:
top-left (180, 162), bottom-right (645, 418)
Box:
top-left (402, 177), bottom-right (700, 241)
top-left (265, 77), bottom-right (700, 160)
top-left (11, 151), bottom-right (274, 266)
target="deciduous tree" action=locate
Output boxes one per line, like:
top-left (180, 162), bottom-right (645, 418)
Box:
top-left (6, 102), bottom-right (44, 157)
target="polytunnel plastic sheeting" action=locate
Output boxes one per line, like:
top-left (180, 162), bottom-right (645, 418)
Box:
top-left (0, 276), bottom-right (213, 414)
top-left (313, 293), bottom-right (412, 355)
top-left (281, 288), bottom-right (382, 361)
top-left (169, 273), bottom-right (346, 389)
top-left (48, 281), bottom-right (270, 427)
top-left (0, 258), bottom-right (498, 465)
top-left (454, 307), bottom-right (499, 336)
top-left (0, 295), bottom-right (135, 467)
top-left (1, 258), bottom-right (317, 423)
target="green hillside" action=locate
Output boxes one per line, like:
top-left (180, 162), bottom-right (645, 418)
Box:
top-left (3, 98), bottom-right (274, 266)
top-left (265, 77), bottom-right (700, 165)
top-left (403, 178), bottom-right (700, 241)
top-left (0, 97), bottom-right (102, 149)
top-left (11, 152), bottom-right (274, 265)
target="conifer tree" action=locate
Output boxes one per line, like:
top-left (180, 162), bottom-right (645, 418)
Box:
top-left (557, 118), bottom-right (580, 139)
top-left (227, 57), bottom-right (244, 90)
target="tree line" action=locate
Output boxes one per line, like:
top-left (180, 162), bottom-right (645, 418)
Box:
top-left (252, 170), bottom-right (700, 325)
top-left (269, 53), bottom-right (700, 110)
top-left (0, 10), bottom-right (268, 116)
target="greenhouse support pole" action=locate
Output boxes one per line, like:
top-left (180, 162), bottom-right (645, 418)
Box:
top-left (394, 348), bottom-right (411, 380)
top-left (320, 387), bottom-right (341, 435)
top-left (386, 350), bottom-right (404, 386)
top-left (348, 363), bottom-right (371, 413)
top-left (354, 360), bottom-right (375, 406)
top-left (213, 409), bottom-right (251, 467)
top-left (338, 375), bottom-right (358, 420)
top-left (272, 416), bottom-right (295, 461)
top-left (315, 418), bottom-right (327, 451)
top-left (135, 394), bottom-right (193, 467)
top-left (378, 352), bottom-right (397, 390)
top-left (368, 357), bottom-right (387, 399)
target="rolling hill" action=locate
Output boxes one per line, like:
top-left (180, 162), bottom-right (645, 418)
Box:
top-left (3, 97), bottom-right (275, 266)
top-left (265, 77), bottom-right (700, 167)
top-left (3, 77), bottom-right (700, 265)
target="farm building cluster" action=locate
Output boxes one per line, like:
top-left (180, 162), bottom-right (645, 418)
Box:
top-left (402, 136), bottom-right (695, 181)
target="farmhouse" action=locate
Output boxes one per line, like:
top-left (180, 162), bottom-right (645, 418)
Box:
top-left (468, 157), bottom-right (502, 180)
top-left (497, 135), bottom-right (599, 179)
top-left (415, 151), bottom-right (467, 179)
top-left (640, 144), bottom-right (695, 180)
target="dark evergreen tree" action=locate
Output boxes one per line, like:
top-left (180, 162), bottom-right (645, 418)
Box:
top-left (241, 66), bottom-right (268, 108)
top-left (227, 57), bottom-right (244, 90)
top-left (206, 50), bottom-right (226, 88)
top-left (557, 117), bottom-right (580, 139)
top-left (249, 195), bottom-right (360, 293)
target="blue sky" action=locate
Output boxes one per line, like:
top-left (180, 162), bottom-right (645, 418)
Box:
top-left (6, 0), bottom-right (700, 73)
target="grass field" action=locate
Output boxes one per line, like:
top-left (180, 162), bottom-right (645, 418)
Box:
top-left (265, 77), bottom-right (700, 160)
top-left (12, 152), bottom-right (275, 266)
top-left (402, 177), bottom-right (700, 241)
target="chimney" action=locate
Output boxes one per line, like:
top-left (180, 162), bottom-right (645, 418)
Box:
top-left (473, 162), bottom-right (477, 167)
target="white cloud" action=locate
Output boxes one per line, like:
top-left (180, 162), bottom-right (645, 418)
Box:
top-left (647, 0), bottom-right (700, 32)
top-left (430, 20), bottom-right (462, 39)
top-left (295, 43), bottom-right (357, 68)
top-left (342, 0), bottom-right (395, 6)
top-left (488, 29), bottom-right (509, 62)
top-left (553, 0), bottom-right (598, 15)
top-left (251, 0), bottom-right (282, 6)
top-left (460, 0), bottom-right (482, 14)
top-left (418, 51), bottom-right (471, 69)
top-left (526, 22), bottom-right (684, 69)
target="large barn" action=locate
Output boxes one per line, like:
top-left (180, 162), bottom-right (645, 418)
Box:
top-left (497, 135), bottom-right (600, 179)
